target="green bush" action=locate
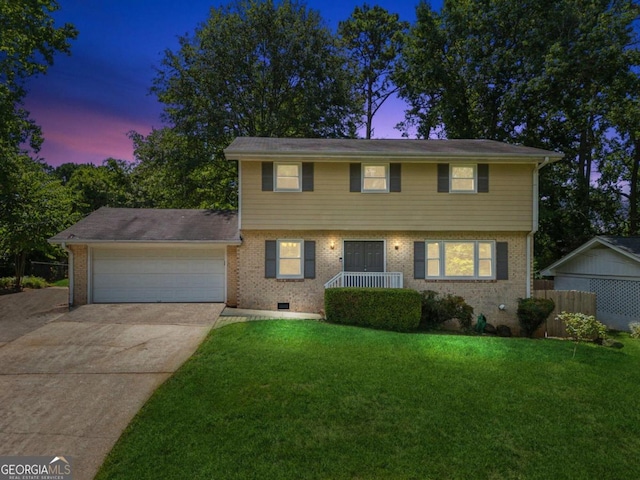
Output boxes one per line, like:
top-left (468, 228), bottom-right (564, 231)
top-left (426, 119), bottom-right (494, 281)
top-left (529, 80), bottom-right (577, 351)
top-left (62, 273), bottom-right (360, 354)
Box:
top-left (557, 311), bottom-right (607, 357)
top-left (22, 276), bottom-right (48, 289)
top-left (517, 297), bottom-right (555, 337)
top-left (324, 288), bottom-right (421, 333)
top-left (419, 290), bottom-right (474, 332)
top-left (630, 322), bottom-right (640, 339)
top-left (0, 276), bottom-right (49, 290)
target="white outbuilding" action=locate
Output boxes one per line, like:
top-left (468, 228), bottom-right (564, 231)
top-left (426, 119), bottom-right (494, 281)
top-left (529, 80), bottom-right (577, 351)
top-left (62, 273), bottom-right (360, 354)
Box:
top-left (541, 236), bottom-right (640, 331)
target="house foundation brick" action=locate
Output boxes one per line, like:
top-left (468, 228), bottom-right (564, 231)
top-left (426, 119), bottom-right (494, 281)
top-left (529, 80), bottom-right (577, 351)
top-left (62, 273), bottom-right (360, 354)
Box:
top-left (238, 230), bottom-right (528, 329)
top-left (69, 244), bottom-right (88, 306)
top-left (226, 245), bottom-right (239, 307)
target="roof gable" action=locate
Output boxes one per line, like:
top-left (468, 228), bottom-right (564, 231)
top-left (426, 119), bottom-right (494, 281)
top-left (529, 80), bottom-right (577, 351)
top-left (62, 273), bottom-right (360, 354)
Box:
top-left (49, 208), bottom-right (240, 243)
top-left (541, 236), bottom-right (640, 276)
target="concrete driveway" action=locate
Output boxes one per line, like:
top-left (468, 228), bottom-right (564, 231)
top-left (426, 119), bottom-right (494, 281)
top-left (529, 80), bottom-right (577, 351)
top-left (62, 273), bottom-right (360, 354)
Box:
top-left (0, 290), bottom-right (223, 480)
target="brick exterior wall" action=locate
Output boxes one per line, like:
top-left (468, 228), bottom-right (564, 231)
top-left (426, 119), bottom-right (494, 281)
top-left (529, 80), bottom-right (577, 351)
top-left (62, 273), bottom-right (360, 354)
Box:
top-left (69, 244), bottom-right (88, 306)
top-left (238, 230), bottom-right (530, 329)
top-left (226, 245), bottom-right (239, 307)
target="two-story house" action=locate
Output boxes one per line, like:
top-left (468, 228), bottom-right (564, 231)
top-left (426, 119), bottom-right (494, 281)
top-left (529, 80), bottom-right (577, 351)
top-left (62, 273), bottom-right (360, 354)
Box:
top-left (224, 137), bottom-right (562, 323)
top-left (51, 137), bottom-right (562, 329)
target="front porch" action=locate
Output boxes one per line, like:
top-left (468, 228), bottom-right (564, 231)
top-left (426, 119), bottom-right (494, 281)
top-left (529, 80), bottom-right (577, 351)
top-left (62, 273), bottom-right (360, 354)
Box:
top-left (324, 271), bottom-right (404, 289)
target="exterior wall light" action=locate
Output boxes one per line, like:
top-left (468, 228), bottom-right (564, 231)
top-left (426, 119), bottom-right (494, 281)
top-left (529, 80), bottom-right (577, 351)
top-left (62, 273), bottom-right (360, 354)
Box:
top-left (498, 304), bottom-right (506, 311)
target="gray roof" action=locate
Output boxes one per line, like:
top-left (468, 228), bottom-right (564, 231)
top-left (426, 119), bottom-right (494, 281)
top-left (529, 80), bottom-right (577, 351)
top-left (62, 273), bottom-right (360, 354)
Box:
top-left (599, 236), bottom-right (640, 257)
top-left (50, 207), bottom-right (240, 243)
top-left (224, 137), bottom-right (564, 161)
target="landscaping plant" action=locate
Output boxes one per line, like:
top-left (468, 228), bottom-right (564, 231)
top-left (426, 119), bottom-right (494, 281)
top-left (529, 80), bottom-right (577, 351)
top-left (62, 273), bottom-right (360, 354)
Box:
top-left (630, 322), bottom-right (640, 339)
top-left (325, 287), bottom-right (421, 332)
top-left (517, 297), bottom-right (555, 337)
top-left (557, 311), bottom-right (607, 357)
top-left (419, 290), bottom-right (473, 332)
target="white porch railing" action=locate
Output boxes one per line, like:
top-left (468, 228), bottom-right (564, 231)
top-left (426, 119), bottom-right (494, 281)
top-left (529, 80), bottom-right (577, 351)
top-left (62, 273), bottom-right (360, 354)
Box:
top-left (324, 271), bottom-right (404, 289)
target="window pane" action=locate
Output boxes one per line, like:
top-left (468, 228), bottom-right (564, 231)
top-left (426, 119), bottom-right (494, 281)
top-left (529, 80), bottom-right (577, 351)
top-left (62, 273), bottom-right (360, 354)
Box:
top-left (277, 177), bottom-right (299, 190)
top-left (427, 242), bottom-right (440, 258)
top-left (279, 241), bottom-right (301, 258)
top-left (363, 177), bottom-right (387, 190)
top-left (277, 164), bottom-right (299, 177)
top-left (427, 259), bottom-right (440, 277)
top-left (279, 259), bottom-right (302, 276)
top-left (452, 166), bottom-right (474, 179)
top-left (364, 165), bottom-right (386, 178)
top-left (479, 259), bottom-right (492, 277)
top-left (444, 242), bottom-right (474, 276)
top-left (451, 178), bottom-right (475, 191)
top-left (479, 242), bottom-right (492, 258)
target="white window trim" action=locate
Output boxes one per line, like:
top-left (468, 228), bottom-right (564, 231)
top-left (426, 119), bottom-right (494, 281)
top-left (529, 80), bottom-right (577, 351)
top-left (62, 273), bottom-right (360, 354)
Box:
top-left (425, 240), bottom-right (496, 280)
top-left (274, 162), bottom-right (302, 192)
top-left (450, 164), bottom-right (477, 193)
top-left (362, 163), bottom-right (390, 193)
top-left (276, 239), bottom-right (304, 279)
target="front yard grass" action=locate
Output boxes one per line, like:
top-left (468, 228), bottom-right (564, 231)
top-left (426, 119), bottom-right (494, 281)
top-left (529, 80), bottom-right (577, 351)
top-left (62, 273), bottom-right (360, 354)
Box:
top-left (97, 321), bottom-right (640, 479)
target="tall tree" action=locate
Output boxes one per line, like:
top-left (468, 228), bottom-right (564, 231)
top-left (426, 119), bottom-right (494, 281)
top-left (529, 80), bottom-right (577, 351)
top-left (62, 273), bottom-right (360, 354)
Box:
top-left (0, 155), bottom-right (77, 288)
top-left (0, 0), bottom-right (77, 287)
top-left (338, 4), bottom-right (408, 139)
top-left (60, 159), bottom-right (136, 215)
top-left (134, 0), bottom-right (360, 209)
top-left (396, 0), bottom-right (639, 265)
top-left (0, 0), bottom-right (77, 155)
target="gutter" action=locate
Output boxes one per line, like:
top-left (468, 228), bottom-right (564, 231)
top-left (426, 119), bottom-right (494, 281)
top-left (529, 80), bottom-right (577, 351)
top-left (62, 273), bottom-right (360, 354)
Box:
top-left (61, 242), bottom-right (74, 307)
top-left (527, 156), bottom-right (551, 297)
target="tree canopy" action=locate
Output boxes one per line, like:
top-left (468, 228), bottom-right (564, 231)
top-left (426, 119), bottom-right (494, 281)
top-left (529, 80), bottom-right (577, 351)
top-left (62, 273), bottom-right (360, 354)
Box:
top-left (338, 4), bottom-right (408, 139)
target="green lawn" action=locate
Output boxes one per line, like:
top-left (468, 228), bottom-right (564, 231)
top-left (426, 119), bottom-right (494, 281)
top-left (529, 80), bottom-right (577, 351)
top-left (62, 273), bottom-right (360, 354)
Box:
top-left (96, 321), bottom-right (640, 480)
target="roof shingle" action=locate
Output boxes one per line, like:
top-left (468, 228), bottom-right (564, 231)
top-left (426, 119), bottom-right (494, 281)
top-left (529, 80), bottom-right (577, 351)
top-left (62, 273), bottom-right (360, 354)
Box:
top-left (49, 208), bottom-right (240, 243)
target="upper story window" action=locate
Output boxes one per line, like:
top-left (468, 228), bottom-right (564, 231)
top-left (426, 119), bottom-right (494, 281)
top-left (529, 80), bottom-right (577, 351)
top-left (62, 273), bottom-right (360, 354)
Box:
top-left (362, 164), bottom-right (389, 192)
top-left (275, 162), bottom-right (301, 191)
top-left (438, 163), bottom-right (488, 193)
top-left (450, 164), bottom-right (477, 193)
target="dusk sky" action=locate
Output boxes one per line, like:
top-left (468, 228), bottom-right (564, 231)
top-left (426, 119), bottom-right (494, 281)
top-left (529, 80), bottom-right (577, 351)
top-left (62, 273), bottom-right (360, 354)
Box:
top-left (25, 0), bottom-right (443, 167)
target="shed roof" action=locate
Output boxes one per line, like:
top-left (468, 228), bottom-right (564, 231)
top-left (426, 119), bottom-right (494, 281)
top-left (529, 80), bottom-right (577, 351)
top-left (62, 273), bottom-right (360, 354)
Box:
top-left (49, 207), bottom-right (240, 244)
top-left (224, 137), bottom-right (564, 162)
top-left (541, 236), bottom-right (640, 276)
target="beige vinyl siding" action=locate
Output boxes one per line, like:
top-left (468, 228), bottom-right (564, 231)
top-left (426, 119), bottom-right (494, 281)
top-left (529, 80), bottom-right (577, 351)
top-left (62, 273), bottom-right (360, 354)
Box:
top-left (241, 161), bottom-right (534, 231)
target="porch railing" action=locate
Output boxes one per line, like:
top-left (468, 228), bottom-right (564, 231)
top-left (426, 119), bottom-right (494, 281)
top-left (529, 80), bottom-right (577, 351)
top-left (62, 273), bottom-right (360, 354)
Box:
top-left (324, 271), bottom-right (404, 289)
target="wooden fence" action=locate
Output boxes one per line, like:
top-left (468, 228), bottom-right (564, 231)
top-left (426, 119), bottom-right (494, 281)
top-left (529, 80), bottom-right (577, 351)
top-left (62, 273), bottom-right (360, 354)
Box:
top-left (532, 290), bottom-right (597, 338)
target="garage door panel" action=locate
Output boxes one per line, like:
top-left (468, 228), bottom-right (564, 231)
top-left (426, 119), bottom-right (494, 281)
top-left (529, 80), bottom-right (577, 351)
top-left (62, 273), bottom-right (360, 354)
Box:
top-left (92, 246), bottom-right (225, 303)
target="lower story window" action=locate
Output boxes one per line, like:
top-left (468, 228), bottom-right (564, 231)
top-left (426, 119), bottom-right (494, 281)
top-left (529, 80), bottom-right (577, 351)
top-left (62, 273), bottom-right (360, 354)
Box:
top-left (426, 240), bottom-right (494, 279)
top-left (278, 240), bottom-right (303, 278)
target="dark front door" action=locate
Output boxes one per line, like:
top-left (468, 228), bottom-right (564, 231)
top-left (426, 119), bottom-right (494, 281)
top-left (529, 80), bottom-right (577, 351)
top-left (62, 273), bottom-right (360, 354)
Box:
top-left (344, 241), bottom-right (384, 272)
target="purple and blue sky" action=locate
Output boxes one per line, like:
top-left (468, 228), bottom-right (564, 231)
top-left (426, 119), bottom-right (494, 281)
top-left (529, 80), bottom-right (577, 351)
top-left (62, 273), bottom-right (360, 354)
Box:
top-left (26, 0), bottom-right (442, 167)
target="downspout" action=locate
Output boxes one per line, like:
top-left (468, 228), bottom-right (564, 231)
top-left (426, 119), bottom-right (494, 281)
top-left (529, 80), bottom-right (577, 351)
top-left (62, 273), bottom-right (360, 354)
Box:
top-left (61, 242), bottom-right (74, 308)
top-left (527, 156), bottom-right (550, 298)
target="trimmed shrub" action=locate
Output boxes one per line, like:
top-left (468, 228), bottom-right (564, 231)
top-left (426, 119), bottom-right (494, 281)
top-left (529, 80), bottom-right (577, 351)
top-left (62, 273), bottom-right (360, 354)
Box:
top-left (630, 322), bottom-right (640, 339)
top-left (324, 288), bottom-right (421, 333)
top-left (420, 290), bottom-right (474, 332)
top-left (517, 297), bottom-right (555, 337)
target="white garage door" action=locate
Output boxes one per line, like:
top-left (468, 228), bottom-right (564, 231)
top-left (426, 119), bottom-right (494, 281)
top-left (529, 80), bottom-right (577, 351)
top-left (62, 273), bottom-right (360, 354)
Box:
top-left (92, 246), bottom-right (225, 303)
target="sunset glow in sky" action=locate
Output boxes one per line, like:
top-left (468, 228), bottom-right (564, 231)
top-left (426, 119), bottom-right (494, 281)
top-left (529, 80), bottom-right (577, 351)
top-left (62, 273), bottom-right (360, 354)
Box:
top-left (25, 0), bottom-right (441, 167)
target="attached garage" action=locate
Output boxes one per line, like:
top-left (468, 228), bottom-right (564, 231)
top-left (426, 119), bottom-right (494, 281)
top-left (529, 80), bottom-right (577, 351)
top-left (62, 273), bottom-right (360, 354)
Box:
top-left (91, 245), bottom-right (226, 303)
top-left (49, 207), bottom-right (240, 306)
